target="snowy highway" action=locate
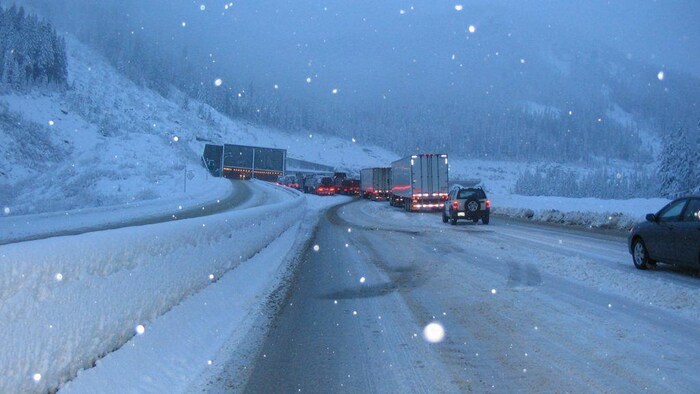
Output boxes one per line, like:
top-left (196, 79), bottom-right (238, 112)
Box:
top-left (233, 199), bottom-right (700, 393)
top-left (0, 180), bottom-right (259, 245)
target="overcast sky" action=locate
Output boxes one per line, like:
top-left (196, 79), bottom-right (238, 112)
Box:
top-left (131, 0), bottom-right (699, 96)
top-left (21, 0), bottom-right (700, 103)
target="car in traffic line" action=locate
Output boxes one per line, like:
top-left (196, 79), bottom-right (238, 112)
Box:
top-left (340, 179), bottom-right (360, 196)
top-left (305, 175), bottom-right (336, 196)
top-left (442, 186), bottom-right (490, 225)
top-left (628, 196), bottom-right (700, 270)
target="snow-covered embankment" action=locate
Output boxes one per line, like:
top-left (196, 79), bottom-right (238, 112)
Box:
top-left (0, 182), bottom-right (305, 393)
top-left (491, 194), bottom-right (670, 230)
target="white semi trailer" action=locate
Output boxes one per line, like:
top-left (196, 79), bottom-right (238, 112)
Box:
top-left (389, 154), bottom-right (449, 211)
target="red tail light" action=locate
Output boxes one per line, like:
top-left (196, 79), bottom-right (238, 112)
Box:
top-left (485, 200), bottom-right (491, 209)
top-left (452, 200), bottom-right (459, 210)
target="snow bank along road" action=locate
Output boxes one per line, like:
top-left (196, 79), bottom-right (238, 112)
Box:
top-left (0, 180), bottom-right (316, 393)
top-left (0, 179), bottom-right (253, 245)
top-left (239, 199), bottom-right (700, 393)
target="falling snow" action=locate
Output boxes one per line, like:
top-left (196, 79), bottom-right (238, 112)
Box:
top-left (423, 322), bottom-right (445, 343)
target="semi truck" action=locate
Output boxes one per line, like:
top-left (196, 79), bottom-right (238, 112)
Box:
top-left (202, 143), bottom-right (286, 182)
top-left (360, 167), bottom-right (391, 200)
top-left (389, 154), bottom-right (449, 211)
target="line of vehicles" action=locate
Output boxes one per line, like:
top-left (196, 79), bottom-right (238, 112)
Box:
top-left (277, 172), bottom-right (360, 196)
top-left (201, 144), bottom-right (697, 270)
top-left (360, 153), bottom-right (490, 224)
top-left (279, 153), bottom-right (491, 225)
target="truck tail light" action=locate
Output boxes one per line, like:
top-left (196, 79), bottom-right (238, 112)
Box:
top-left (452, 200), bottom-right (459, 210)
top-left (485, 200), bottom-right (491, 209)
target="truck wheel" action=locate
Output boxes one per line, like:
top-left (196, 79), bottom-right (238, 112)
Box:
top-left (442, 212), bottom-right (449, 223)
top-left (405, 201), bottom-right (412, 212)
top-left (450, 217), bottom-right (457, 225)
top-left (482, 216), bottom-right (490, 225)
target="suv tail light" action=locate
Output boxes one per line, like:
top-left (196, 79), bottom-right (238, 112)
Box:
top-left (452, 200), bottom-right (459, 210)
top-left (485, 200), bottom-right (491, 209)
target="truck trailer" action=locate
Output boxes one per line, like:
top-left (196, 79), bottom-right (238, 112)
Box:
top-left (202, 143), bottom-right (286, 182)
top-left (360, 167), bottom-right (391, 200)
top-left (390, 154), bottom-right (449, 211)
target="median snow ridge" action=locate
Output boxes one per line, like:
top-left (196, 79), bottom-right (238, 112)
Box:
top-left (491, 194), bottom-right (670, 230)
top-left (0, 183), bottom-right (305, 393)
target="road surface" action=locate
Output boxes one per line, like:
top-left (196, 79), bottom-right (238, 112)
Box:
top-left (239, 199), bottom-right (700, 393)
top-left (0, 180), bottom-right (257, 245)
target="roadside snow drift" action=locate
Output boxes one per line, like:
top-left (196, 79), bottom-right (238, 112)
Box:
top-left (0, 183), bottom-right (305, 393)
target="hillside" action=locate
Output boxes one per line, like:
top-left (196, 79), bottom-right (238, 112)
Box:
top-left (0, 35), bottom-right (396, 216)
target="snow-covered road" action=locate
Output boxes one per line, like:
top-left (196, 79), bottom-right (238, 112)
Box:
top-left (0, 180), bottom-right (315, 393)
top-left (0, 179), bottom-right (255, 245)
top-left (235, 199), bottom-right (700, 393)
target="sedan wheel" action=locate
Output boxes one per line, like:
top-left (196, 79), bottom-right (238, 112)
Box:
top-left (632, 239), bottom-right (651, 270)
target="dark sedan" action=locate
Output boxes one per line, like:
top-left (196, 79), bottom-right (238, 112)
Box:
top-left (628, 197), bottom-right (700, 270)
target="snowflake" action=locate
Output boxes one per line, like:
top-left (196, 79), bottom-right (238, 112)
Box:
top-left (214, 78), bottom-right (223, 87)
top-left (135, 325), bottom-right (145, 335)
top-left (455, 5), bottom-right (463, 11)
top-left (657, 71), bottom-right (665, 81)
top-left (423, 322), bottom-right (445, 343)
top-left (313, 245), bottom-right (320, 252)
top-left (32, 373), bottom-right (42, 382)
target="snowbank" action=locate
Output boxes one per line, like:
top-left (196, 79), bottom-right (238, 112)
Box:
top-left (60, 194), bottom-right (349, 393)
top-left (0, 183), bottom-right (305, 393)
top-left (0, 177), bottom-right (233, 244)
top-left (491, 194), bottom-right (670, 230)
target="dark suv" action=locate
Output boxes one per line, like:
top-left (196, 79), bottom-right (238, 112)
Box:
top-left (442, 187), bottom-right (490, 225)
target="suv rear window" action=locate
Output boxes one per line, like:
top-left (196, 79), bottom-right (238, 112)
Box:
top-left (457, 189), bottom-right (485, 199)
top-left (321, 177), bottom-right (333, 186)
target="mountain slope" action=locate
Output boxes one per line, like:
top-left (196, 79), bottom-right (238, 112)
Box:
top-left (0, 35), bottom-right (396, 216)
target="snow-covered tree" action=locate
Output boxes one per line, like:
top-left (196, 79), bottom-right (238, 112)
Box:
top-left (0, 5), bottom-right (67, 90)
top-left (658, 125), bottom-right (700, 197)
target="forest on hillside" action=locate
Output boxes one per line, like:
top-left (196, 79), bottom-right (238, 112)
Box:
top-left (0, 4), bottom-right (67, 90)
